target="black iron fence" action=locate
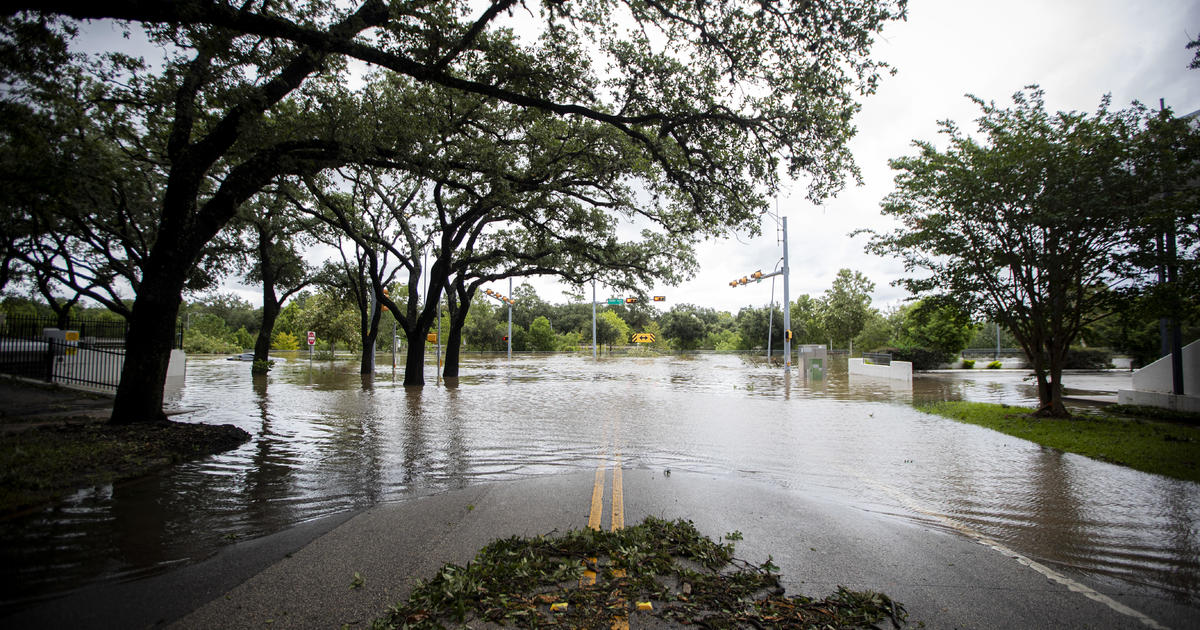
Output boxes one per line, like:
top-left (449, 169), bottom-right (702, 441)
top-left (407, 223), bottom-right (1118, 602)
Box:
top-left (50, 339), bottom-right (126, 391)
top-left (962, 347), bottom-right (1024, 357)
top-left (862, 352), bottom-right (892, 366)
top-left (0, 315), bottom-right (183, 390)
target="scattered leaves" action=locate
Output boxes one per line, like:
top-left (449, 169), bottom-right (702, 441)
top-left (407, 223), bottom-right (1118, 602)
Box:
top-left (372, 517), bottom-right (905, 629)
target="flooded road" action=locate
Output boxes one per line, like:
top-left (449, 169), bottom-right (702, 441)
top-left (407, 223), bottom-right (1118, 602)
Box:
top-left (2, 353), bottom-right (1197, 613)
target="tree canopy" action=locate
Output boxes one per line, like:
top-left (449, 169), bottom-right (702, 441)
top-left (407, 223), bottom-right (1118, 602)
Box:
top-left (2, 0), bottom-right (906, 420)
top-left (861, 87), bottom-right (1198, 416)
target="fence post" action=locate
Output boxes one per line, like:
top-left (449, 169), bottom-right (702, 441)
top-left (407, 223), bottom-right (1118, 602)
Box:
top-left (43, 338), bottom-right (56, 383)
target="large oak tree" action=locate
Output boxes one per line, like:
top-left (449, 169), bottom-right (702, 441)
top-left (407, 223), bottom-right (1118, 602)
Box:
top-left (4, 0), bottom-right (906, 422)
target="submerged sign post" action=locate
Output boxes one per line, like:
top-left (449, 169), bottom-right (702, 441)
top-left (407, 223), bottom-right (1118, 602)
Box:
top-left (307, 330), bottom-right (315, 364)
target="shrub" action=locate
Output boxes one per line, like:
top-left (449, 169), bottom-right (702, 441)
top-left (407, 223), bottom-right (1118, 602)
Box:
top-left (184, 330), bottom-right (238, 354)
top-left (886, 347), bottom-right (952, 371)
top-left (251, 359), bottom-right (274, 374)
top-left (1063, 347), bottom-right (1112, 369)
top-left (961, 359), bottom-right (975, 369)
top-left (272, 331), bottom-right (299, 351)
top-left (233, 326), bottom-right (255, 350)
top-left (986, 360), bottom-right (1002, 369)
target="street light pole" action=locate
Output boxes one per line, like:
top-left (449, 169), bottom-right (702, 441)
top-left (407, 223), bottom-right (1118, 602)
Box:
top-left (507, 276), bottom-right (513, 360)
top-left (782, 216), bottom-right (791, 373)
top-left (766, 274), bottom-right (775, 362)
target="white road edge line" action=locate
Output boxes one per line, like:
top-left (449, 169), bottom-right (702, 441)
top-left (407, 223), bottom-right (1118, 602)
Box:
top-left (855, 473), bottom-right (1169, 630)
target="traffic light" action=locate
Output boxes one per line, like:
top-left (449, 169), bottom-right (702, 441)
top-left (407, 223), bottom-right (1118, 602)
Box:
top-left (729, 280), bottom-right (738, 288)
top-left (751, 270), bottom-right (763, 280)
top-left (739, 277), bottom-right (748, 285)
top-left (785, 329), bottom-right (793, 342)
top-left (625, 297), bottom-right (638, 304)
top-left (502, 335), bottom-right (508, 342)
top-left (653, 295), bottom-right (666, 302)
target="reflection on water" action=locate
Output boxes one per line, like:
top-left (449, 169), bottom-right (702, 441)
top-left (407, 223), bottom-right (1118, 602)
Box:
top-left (1, 354), bottom-right (1196, 613)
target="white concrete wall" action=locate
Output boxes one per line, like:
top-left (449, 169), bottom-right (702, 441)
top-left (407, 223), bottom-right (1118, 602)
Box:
top-left (168, 349), bottom-right (187, 378)
top-left (1117, 389), bottom-right (1200, 414)
top-left (848, 358), bottom-right (913, 381)
top-left (1131, 340), bottom-right (1200, 394)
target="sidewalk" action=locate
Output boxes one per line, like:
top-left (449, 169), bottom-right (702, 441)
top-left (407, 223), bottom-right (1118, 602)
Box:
top-left (6, 471), bottom-right (1194, 629)
top-left (0, 376), bottom-right (113, 426)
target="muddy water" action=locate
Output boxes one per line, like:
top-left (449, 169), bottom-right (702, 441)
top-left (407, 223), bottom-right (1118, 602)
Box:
top-left (2, 354), bottom-right (1197, 611)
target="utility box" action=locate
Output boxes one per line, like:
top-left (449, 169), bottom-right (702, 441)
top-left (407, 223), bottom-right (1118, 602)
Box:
top-left (43, 328), bottom-right (80, 355)
top-left (797, 344), bottom-right (827, 380)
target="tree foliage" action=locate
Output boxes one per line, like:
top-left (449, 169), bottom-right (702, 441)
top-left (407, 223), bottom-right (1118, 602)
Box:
top-left (861, 87), bottom-right (1197, 416)
top-left (821, 269), bottom-right (875, 348)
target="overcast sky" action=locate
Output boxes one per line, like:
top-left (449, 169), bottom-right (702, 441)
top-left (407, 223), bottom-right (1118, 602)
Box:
top-left (75, 1), bottom-right (1200, 316)
top-left (600, 0), bottom-right (1200, 316)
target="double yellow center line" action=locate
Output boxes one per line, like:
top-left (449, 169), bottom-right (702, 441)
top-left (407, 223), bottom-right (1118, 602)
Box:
top-left (581, 450), bottom-right (629, 629)
top-left (586, 453), bottom-right (625, 532)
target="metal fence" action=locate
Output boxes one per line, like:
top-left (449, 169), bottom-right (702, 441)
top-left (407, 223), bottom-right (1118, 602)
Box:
top-left (0, 315), bottom-right (182, 390)
top-left (962, 347), bottom-right (1024, 357)
top-left (862, 351), bottom-right (892, 366)
top-left (49, 339), bottom-right (126, 391)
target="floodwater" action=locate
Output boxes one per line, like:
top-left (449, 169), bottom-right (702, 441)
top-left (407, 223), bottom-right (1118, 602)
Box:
top-left (2, 353), bottom-right (1198, 614)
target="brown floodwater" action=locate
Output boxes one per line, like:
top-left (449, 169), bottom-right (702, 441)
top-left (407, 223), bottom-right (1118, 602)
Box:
top-left (2, 353), bottom-right (1197, 613)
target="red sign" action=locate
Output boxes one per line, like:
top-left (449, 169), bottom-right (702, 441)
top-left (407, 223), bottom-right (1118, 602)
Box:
top-left (307, 331), bottom-right (316, 345)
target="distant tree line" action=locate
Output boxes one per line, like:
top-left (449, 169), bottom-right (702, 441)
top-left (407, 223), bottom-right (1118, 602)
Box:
top-left (9, 262), bottom-right (1190, 370)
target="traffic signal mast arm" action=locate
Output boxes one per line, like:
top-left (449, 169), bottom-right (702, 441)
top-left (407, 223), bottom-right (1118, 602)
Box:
top-left (482, 288), bottom-right (514, 305)
top-left (728, 269), bottom-right (780, 287)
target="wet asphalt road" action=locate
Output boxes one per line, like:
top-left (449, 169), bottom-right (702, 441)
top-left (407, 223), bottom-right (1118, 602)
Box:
top-left (6, 469), bottom-right (1196, 629)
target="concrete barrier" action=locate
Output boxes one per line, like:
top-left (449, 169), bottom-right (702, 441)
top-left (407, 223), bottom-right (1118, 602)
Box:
top-left (1117, 339), bottom-right (1199, 412)
top-left (848, 357), bottom-right (912, 381)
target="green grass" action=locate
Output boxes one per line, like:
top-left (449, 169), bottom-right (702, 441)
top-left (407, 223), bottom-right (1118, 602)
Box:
top-left (919, 401), bottom-right (1200, 483)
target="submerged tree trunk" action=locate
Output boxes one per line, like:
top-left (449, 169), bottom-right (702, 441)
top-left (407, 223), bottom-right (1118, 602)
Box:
top-left (443, 315), bottom-right (466, 378)
top-left (360, 315), bottom-right (380, 375)
top-left (253, 297), bottom-right (279, 374)
top-left (443, 295), bottom-right (472, 379)
top-left (253, 231), bottom-right (280, 375)
top-left (402, 326), bottom-right (426, 386)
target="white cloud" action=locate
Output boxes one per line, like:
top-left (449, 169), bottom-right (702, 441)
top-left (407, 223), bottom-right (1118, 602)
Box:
top-left (154, 0), bottom-right (1195, 314)
top-left (601, 0), bottom-right (1200, 315)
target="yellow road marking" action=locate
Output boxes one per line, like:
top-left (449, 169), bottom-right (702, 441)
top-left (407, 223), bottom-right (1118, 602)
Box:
top-left (610, 452), bottom-right (629, 630)
top-left (588, 463), bottom-right (606, 531)
top-left (582, 461), bottom-right (607, 586)
top-left (611, 453), bottom-right (624, 532)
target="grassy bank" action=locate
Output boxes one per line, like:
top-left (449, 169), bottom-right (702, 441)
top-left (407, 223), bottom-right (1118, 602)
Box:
top-left (919, 401), bottom-right (1200, 483)
top-left (0, 420), bottom-right (250, 514)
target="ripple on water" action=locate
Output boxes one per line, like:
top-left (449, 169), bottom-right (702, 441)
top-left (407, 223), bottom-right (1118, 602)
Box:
top-left (1, 353), bottom-right (1196, 612)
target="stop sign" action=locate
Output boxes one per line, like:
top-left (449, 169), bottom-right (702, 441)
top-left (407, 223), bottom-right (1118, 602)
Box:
top-left (307, 331), bottom-right (316, 345)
